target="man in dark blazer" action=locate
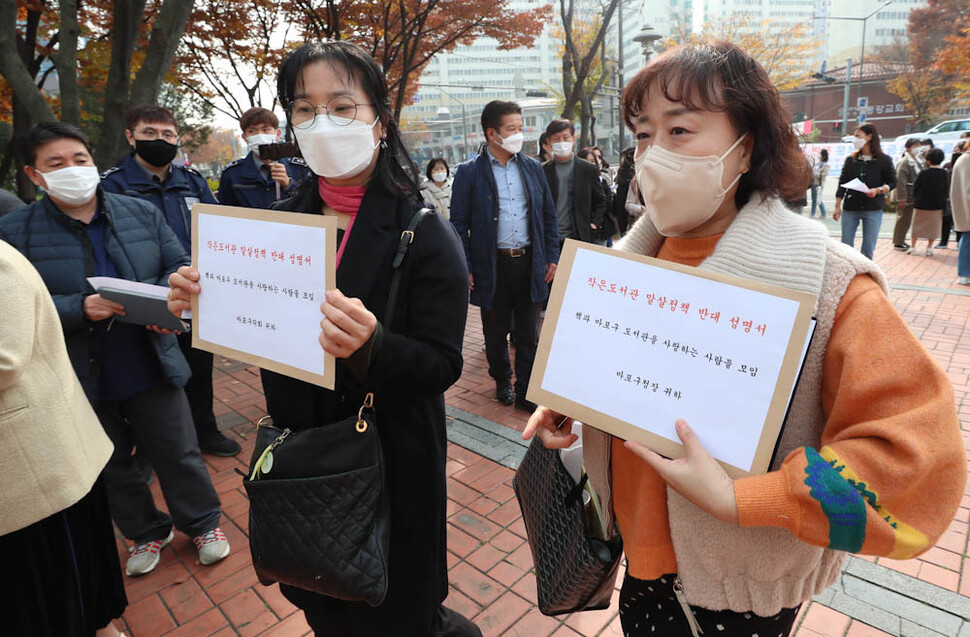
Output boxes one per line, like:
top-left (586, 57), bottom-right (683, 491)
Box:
top-left (451, 100), bottom-right (560, 412)
top-left (543, 118), bottom-right (607, 245)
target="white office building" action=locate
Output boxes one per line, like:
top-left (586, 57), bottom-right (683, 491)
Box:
top-left (824, 0), bottom-right (927, 69)
top-left (401, 0), bottom-right (693, 163)
top-left (700, 0), bottom-right (927, 69)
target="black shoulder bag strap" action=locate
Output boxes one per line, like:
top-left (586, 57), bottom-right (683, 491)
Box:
top-left (384, 207), bottom-right (433, 327)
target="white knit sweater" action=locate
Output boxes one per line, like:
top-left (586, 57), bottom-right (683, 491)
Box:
top-left (582, 193), bottom-right (888, 615)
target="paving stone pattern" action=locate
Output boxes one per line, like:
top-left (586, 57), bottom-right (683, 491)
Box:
top-left (114, 231), bottom-right (970, 636)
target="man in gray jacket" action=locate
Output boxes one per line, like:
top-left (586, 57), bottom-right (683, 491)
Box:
top-left (894, 137), bottom-right (924, 250)
top-left (0, 122), bottom-right (229, 578)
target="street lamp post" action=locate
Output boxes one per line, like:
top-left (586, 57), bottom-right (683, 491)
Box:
top-left (813, 0), bottom-right (893, 124)
top-left (617, 0), bottom-right (625, 153)
top-left (632, 23), bottom-right (664, 65)
top-left (431, 88), bottom-right (470, 160)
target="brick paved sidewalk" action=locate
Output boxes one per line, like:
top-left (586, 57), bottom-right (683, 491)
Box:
top-left (112, 232), bottom-right (970, 637)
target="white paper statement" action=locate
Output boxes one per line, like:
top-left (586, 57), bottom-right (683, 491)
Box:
top-left (542, 248), bottom-right (804, 471)
top-left (841, 177), bottom-right (870, 193)
top-left (195, 213), bottom-right (327, 377)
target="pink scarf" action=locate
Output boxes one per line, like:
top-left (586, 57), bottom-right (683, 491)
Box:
top-left (318, 177), bottom-right (367, 268)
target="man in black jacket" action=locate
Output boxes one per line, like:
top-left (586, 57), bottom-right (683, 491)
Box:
top-left (542, 118), bottom-right (608, 246)
top-left (102, 104), bottom-right (239, 457)
top-left (0, 122), bottom-right (228, 578)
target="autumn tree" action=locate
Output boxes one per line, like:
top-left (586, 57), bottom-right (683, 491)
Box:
top-left (184, 126), bottom-right (236, 170)
top-left (875, 0), bottom-right (970, 129)
top-left (295, 0), bottom-right (550, 120)
top-left (666, 15), bottom-right (820, 92)
top-left (934, 22), bottom-right (970, 100)
top-left (907, 0), bottom-right (969, 69)
top-left (911, 0), bottom-right (970, 103)
top-left (558, 0), bottom-right (619, 149)
top-left (176, 0), bottom-right (301, 122)
top-left (0, 0), bottom-right (197, 198)
top-left (0, 0), bottom-right (58, 196)
top-left (875, 37), bottom-right (952, 128)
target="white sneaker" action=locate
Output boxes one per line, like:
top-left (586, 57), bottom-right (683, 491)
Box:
top-left (125, 530), bottom-right (174, 576)
top-left (193, 527), bottom-right (230, 565)
top-left (926, 248), bottom-right (934, 257)
top-left (958, 276), bottom-right (970, 285)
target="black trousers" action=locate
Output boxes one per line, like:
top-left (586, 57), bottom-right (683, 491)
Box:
top-left (940, 214), bottom-right (962, 246)
top-left (480, 251), bottom-right (540, 396)
top-left (177, 330), bottom-right (220, 441)
top-left (97, 383), bottom-right (222, 543)
top-left (619, 573), bottom-right (801, 637)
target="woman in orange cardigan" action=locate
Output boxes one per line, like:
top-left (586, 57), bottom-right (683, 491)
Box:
top-left (524, 41), bottom-right (965, 637)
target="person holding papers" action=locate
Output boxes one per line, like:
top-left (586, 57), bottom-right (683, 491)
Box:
top-left (523, 41), bottom-right (964, 637)
top-left (167, 41), bottom-right (480, 637)
top-left (0, 122), bottom-right (229, 579)
top-left (833, 123), bottom-right (896, 260)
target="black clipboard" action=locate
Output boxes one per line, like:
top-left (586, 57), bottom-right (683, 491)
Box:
top-left (98, 287), bottom-right (189, 332)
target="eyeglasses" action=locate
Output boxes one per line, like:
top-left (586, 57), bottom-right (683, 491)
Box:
top-left (133, 127), bottom-right (179, 143)
top-left (288, 97), bottom-right (375, 130)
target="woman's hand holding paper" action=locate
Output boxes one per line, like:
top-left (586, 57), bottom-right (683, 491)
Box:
top-left (167, 266), bottom-right (200, 317)
top-left (522, 406), bottom-right (579, 449)
top-left (319, 289), bottom-right (377, 359)
top-left (625, 419), bottom-right (739, 525)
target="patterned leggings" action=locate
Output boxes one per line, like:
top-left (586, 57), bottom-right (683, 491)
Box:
top-left (618, 574), bottom-right (801, 637)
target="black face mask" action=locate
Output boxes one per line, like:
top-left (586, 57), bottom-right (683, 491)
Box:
top-left (134, 139), bottom-right (178, 167)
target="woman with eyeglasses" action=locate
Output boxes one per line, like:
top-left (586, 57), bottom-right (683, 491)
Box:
top-left (167, 41), bottom-right (480, 637)
top-left (523, 41), bottom-right (963, 637)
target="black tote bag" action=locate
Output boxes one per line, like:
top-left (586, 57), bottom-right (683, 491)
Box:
top-left (513, 437), bottom-right (623, 615)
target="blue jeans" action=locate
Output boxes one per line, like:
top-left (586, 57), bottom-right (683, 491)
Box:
top-left (959, 233), bottom-right (970, 277)
top-left (841, 210), bottom-right (882, 260)
top-left (810, 185), bottom-right (827, 217)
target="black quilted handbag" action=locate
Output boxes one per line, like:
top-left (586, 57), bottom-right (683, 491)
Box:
top-left (242, 209), bottom-right (433, 606)
top-left (513, 437), bottom-right (623, 615)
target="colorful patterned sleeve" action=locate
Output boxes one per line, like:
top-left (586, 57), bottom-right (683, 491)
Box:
top-left (733, 276), bottom-right (966, 559)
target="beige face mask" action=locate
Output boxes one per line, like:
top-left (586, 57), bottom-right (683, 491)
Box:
top-left (634, 133), bottom-right (747, 237)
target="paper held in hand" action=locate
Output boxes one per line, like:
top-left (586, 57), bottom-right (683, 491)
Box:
top-left (191, 204), bottom-right (337, 389)
top-left (528, 240), bottom-right (817, 477)
top-left (841, 178), bottom-right (871, 194)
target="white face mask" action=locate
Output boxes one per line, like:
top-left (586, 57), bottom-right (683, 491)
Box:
top-left (293, 114), bottom-right (380, 179)
top-left (497, 131), bottom-right (524, 155)
top-left (247, 133), bottom-right (278, 154)
top-left (851, 137), bottom-right (867, 150)
top-left (431, 171), bottom-right (447, 183)
top-left (38, 165), bottom-right (100, 206)
top-left (634, 133), bottom-right (747, 237)
top-left (552, 141), bottom-right (573, 158)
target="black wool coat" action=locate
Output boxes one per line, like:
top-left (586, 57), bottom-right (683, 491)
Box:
top-left (261, 180), bottom-right (469, 636)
